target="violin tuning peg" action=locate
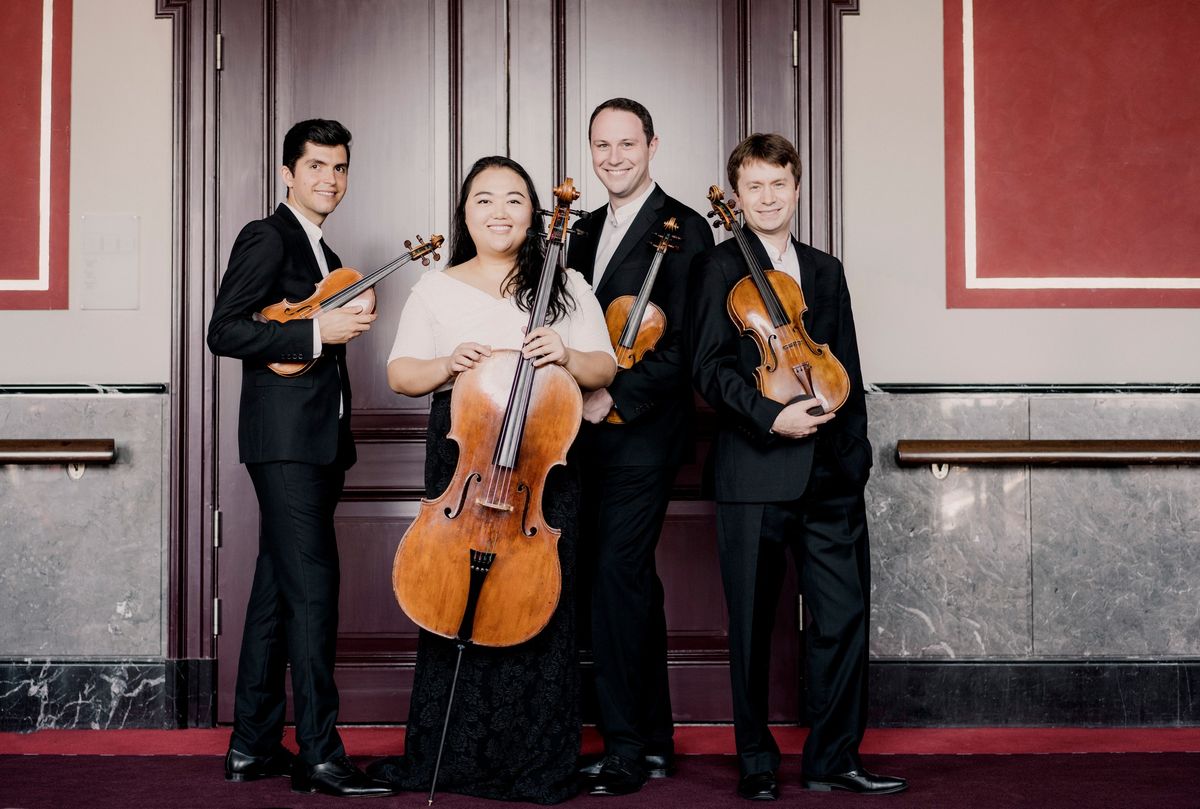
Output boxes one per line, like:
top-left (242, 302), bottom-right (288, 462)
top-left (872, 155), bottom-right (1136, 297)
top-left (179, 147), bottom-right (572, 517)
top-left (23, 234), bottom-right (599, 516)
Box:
top-left (421, 257), bottom-right (431, 266)
top-left (433, 251), bottom-right (441, 262)
top-left (706, 211), bottom-right (716, 218)
top-left (404, 239), bottom-right (413, 249)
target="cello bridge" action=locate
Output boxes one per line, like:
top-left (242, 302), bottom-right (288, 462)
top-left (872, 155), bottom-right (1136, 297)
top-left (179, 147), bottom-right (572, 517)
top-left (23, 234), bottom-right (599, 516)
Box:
top-left (474, 497), bottom-right (514, 513)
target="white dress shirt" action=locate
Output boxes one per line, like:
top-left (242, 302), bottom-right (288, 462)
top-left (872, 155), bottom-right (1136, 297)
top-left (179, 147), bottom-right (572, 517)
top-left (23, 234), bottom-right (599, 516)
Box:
top-left (752, 230), bottom-right (801, 286)
top-left (591, 182), bottom-right (657, 289)
top-left (284, 201), bottom-right (330, 357)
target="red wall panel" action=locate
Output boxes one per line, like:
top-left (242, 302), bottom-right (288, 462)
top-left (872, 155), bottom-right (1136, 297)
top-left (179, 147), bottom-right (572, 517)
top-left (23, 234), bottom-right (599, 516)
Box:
top-left (0, 0), bottom-right (72, 310)
top-left (945, 0), bottom-right (1200, 307)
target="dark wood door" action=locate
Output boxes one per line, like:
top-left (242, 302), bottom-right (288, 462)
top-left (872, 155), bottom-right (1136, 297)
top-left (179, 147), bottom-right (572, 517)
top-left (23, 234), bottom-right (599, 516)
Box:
top-left (214, 0), bottom-right (809, 725)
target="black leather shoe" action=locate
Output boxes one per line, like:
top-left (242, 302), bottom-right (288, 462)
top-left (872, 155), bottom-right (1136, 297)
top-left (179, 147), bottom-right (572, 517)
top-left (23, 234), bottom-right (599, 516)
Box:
top-left (291, 755), bottom-right (398, 797)
top-left (224, 746), bottom-right (295, 782)
top-left (737, 770), bottom-right (779, 801)
top-left (803, 768), bottom-right (907, 795)
top-left (588, 754), bottom-right (647, 796)
top-left (580, 751), bottom-right (674, 780)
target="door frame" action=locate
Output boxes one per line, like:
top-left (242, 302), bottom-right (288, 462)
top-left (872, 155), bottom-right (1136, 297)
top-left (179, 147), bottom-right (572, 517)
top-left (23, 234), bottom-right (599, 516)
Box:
top-left (160, 0), bottom-right (860, 727)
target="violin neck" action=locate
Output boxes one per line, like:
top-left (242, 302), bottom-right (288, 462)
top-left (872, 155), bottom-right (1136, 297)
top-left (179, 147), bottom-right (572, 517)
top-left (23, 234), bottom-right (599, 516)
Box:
top-left (730, 221), bottom-right (789, 328)
top-left (323, 253), bottom-right (412, 310)
top-left (617, 247), bottom-right (668, 349)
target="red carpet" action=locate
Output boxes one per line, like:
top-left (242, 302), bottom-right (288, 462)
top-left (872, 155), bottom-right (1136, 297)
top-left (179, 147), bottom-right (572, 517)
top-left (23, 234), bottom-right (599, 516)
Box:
top-left (2, 725), bottom-right (1200, 756)
top-left (1, 752), bottom-right (1198, 808)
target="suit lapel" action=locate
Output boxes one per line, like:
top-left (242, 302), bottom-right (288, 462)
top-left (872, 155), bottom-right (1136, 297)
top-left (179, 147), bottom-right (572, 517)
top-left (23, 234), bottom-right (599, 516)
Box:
top-left (275, 203), bottom-right (323, 283)
top-left (572, 204), bottom-right (605, 285)
top-left (596, 185), bottom-right (665, 297)
top-left (793, 237), bottom-right (816, 332)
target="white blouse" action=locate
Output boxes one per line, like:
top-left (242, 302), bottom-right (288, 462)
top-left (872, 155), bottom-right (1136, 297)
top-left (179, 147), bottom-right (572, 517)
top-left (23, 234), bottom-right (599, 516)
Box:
top-left (389, 267), bottom-right (616, 391)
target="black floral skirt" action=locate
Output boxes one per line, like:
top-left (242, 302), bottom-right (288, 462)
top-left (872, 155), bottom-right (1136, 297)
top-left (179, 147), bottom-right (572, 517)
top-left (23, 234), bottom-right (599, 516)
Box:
top-left (368, 391), bottom-right (581, 804)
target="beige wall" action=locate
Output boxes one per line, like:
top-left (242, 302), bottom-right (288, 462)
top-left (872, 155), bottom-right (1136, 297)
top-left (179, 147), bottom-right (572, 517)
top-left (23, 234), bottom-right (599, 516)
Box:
top-left (0, 0), bottom-right (172, 384)
top-left (842, 0), bottom-right (1200, 384)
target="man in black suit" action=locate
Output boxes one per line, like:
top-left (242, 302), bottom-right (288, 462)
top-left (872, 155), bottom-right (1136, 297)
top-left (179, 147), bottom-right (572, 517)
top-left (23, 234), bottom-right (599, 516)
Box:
top-left (207, 119), bottom-right (393, 798)
top-left (569, 98), bottom-right (713, 797)
top-left (687, 134), bottom-right (906, 800)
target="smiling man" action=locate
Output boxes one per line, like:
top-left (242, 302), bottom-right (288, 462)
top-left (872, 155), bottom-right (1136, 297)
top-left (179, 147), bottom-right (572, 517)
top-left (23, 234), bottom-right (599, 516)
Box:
top-left (207, 119), bottom-right (392, 798)
top-left (568, 98), bottom-right (713, 797)
top-left (687, 134), bottom-right (906, 801)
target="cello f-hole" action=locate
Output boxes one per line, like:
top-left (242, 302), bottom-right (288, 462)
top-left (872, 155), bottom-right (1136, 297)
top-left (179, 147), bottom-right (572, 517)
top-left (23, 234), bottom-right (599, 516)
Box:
top-left (445, 472), bottom-right (482, 518)
top-left (517, 482), bottom-right (538, 537)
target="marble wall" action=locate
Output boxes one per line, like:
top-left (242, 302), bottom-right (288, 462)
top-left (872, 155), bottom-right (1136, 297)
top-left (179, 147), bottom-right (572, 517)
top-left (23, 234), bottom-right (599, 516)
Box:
top-left (0, 391), bottom-right (168, 657)
top-left (866, 391), bottom-right (1200, 661)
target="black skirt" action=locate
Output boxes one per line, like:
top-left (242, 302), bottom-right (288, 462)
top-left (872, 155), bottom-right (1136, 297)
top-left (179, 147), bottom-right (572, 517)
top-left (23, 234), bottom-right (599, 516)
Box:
top-left (368, 391), bottom-right (581, 804)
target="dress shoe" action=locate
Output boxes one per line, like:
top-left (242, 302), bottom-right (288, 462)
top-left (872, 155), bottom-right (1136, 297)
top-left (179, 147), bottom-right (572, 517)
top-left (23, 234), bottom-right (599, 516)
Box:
top-left (737, 770), bottom-right (779, 801)
top-left (224, 746), bottom-right (295, 782)
top-left (803, 768), bottom-right (907, 795)
top-left (641, 752), bottom-right (674, 779)
top-left (291, 755), bottom-right (398, 797)
top-left (580, 751), bottom-right (674, 780)
top-left (588, 754), bottom-right (647, 796)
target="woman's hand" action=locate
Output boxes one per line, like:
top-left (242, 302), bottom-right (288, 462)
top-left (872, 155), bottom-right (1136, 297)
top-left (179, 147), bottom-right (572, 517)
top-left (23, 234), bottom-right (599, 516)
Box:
top-left (445, 342), bottom-right (492, 377)
top-left (523, 326), bottom-right (568, 368)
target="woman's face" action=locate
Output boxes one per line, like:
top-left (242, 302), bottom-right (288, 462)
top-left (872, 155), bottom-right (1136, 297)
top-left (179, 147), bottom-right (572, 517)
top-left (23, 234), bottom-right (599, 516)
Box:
top-left (463, 166), bottom-right (534, 258)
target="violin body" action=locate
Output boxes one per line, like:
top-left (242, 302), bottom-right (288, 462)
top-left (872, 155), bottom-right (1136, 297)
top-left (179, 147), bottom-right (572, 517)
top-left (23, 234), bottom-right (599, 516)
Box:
top-left (257, 235), bottom-right (443, 377)
top-left (391, 350), bottom-right (582, 647)
top-left (257, 268), bottom-right (365, 377)
top-left (727, 269), bottom-right (849, 414)
top-left (601, 297), bottom-right (666, 424)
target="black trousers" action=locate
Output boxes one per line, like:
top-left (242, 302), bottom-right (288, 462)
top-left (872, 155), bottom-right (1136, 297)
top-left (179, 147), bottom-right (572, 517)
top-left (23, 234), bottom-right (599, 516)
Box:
top-left (580, 464), bottom-right (677, 761)
top-left (715, 463), bottom-right (870, 777)
top-left (231, 460), bottom-right (346, 766)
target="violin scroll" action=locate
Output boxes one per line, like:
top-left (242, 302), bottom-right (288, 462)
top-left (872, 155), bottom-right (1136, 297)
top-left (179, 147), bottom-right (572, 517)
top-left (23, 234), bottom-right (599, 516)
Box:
top-left (651, 216), bottom-right (681, 253)
top-left (706, 185), bottom-right (739, 231)
top-left (403, 233), bottom-right (445, 267)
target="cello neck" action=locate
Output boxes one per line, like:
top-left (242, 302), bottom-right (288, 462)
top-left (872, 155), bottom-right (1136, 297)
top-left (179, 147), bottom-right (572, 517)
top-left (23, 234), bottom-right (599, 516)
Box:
top-left (492, 180), bottom-right (579, 470)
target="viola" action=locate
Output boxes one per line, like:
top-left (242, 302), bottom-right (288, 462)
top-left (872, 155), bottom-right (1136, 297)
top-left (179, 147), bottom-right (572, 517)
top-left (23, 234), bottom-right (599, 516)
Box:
top-left (257, 234), bottom-right (443, 377)
top-left (390, 179), bottom-right (586, 649)
top-left (706, 185), bottom-right (849, 414)
top-left (600, 217), bottom-right (680, 424)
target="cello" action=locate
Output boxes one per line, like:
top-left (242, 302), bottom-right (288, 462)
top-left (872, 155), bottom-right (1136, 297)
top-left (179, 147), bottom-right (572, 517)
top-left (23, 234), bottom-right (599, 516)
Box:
top-left (600, 217), bottom-right (680, 424)
top-left (706, 185), bottom-right (850, 415)
top-left (390, 178), bottom-right (585, 802)
top-left (257, 234), bottom-right (443, 377)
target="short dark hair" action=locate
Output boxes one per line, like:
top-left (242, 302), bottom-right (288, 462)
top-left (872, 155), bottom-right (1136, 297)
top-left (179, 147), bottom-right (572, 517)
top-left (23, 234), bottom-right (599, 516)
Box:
top-left (726, 133), bottom-right (802, 189)
top-left (587, 98), bottom-right (655, 144)
top-left (282, 119), bottom-right (352, 172)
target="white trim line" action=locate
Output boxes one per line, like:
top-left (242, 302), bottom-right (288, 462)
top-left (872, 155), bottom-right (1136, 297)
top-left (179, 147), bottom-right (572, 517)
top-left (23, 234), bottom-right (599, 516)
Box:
top-left (2, 0), bottom-right (53, 292)
top-left (960, 0), bottom-right (1197, 291)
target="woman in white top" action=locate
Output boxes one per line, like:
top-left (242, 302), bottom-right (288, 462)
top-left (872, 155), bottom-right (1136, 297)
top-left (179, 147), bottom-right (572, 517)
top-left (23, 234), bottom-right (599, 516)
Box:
top-left (369, 156), bottom-right (615, 804)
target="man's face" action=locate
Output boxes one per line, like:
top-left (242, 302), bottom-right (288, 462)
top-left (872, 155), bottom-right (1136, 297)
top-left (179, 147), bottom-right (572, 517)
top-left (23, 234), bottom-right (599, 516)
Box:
top-left (733, 159), bottom-right (799, 241)
top-left (280, 142), bottom-right (348, 226)
top-left (589, 108), bottom-right (658, 204)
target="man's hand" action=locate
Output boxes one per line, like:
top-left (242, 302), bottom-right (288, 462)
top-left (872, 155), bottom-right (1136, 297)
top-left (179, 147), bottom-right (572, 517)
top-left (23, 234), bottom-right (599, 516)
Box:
top-left (770, 401), bottom-right (835, 438)
top-left (582, 388), bottom-right (614, 424)
top-left (315, 307), bottom-right (375, 344)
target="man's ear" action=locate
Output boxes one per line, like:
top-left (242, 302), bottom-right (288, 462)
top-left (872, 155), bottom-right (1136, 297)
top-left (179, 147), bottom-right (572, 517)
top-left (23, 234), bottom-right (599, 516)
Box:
top-left (279, 164), bottom-right (294, 190)
top-left (647, 135), bottom-right (660, 161)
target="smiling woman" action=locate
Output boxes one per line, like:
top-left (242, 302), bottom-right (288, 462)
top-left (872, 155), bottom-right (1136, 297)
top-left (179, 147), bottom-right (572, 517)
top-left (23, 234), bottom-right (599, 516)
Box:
top-left (374, 155), bottom-right (614, 803)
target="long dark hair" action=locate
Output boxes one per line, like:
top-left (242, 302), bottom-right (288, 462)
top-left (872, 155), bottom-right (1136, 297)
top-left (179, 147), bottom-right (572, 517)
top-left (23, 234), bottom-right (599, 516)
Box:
top-left (449, 155), bottom-right (576, 324)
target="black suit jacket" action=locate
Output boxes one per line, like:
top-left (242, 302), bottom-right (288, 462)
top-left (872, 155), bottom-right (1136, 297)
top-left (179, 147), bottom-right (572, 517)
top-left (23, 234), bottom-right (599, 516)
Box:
top-left (207, 204), bottom-right (355, 468)
top-left (568, 185), bottom-right (714, 467)
top-left (687, 234), bottom-right (870, 502)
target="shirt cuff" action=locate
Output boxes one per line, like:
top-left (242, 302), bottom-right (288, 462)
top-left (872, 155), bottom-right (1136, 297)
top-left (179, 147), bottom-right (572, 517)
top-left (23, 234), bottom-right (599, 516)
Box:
top-left (312, 318), bottom-right (323, 358)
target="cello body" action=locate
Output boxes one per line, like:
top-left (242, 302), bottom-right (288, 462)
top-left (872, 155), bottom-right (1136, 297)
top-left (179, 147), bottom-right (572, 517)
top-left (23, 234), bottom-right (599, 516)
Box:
top-left (391, 351), bottom-right (581, 647)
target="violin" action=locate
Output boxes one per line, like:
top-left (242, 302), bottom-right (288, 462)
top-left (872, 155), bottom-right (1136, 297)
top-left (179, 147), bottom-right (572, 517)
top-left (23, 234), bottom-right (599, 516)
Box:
top-left (706, 185), bottom-right (849, 414)
top-left (391, 179), bottom-right (585, 649)
top-left (257, 234), bottom-right (443, 377)
top-left (600, 217), bottom-right (681, 424)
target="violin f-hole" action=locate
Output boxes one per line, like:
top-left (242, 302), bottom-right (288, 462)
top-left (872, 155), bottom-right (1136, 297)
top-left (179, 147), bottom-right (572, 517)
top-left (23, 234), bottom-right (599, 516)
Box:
top-left (445, 472), bottom-right (482, 518)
